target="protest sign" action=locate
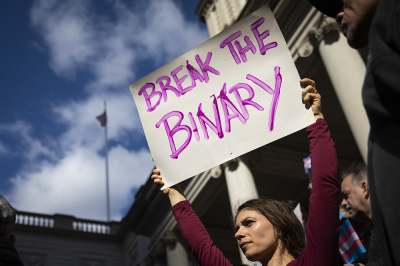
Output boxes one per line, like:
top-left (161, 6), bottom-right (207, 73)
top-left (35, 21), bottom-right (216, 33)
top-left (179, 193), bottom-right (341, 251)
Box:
top-left (129, 5), bottom-right (315, 188)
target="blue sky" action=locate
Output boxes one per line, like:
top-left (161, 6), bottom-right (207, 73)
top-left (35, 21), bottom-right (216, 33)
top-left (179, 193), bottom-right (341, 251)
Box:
top-left (0, 0), bottom-right (209, 221)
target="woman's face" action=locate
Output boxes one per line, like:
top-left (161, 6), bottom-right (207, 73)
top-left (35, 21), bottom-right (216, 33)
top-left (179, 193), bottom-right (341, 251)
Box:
top-left (235, 209), bottom-right (278, 262)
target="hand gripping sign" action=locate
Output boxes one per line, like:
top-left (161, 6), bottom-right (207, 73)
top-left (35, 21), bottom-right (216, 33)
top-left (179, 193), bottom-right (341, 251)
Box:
top-left (129, 5), bottom-right (315, 188)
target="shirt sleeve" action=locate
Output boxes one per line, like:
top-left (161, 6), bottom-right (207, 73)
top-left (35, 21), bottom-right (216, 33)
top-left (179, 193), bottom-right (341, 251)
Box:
top-left (172, 200), bottom-right (233, 266)
top-left (290, 119), bottom-right (341, 266)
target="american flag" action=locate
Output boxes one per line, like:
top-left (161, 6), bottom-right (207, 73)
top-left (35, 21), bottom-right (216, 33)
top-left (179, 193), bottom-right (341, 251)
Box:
top-left (339, 212), bottom-right (367, 264)
top-left (96, 111), bottom-right (107, 127)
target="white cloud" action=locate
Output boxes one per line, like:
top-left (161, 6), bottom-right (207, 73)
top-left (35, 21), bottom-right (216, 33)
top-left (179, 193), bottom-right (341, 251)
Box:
top-left (122, 0), bottom-right (209, 63)
top-left (3, 0), bottom-right (208, 221)
top-left (0, 121), bottom-right (56, 163)
top-left (30, 0), bottom-right (209, 91)
top-left (51, 91), bottom-right (142, 151)
top-left (30, 0), bottom-right (97, 78)
top-left (2, 93), bottom-right (152, 220)
top-left (7, 145), bottom-right (153, 220)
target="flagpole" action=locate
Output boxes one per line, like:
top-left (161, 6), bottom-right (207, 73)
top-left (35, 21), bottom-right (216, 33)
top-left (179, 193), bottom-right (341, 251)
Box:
top-left (103, 100), bottom-right (110, 222)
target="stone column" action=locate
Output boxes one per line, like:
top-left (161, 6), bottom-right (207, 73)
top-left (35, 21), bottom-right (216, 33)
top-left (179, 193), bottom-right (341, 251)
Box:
top-left (215, 0), bottom-right (231, 28)
top-left (299, 17), bottom-right (369, 163)
top-left (163, 231), bottom-right (189, 266)
top-left (224, 158), bottom-right (259, 265)
top-left (205, 4), bottom-right (221, 37)
top-left (224, 158), bottom-right (259, 215)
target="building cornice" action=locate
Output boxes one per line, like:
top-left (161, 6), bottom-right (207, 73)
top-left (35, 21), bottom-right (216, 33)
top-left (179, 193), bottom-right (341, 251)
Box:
top-left (195, 0), bottom-right (214, 23)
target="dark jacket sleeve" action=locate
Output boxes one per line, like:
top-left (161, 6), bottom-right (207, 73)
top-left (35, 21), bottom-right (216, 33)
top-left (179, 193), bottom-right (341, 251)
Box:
top-left (0, 238), bottom-right (24, 266)
top-left (172, 200), bottom-right (233, 266)
top-left (289, 119), bottom-right (341, 266)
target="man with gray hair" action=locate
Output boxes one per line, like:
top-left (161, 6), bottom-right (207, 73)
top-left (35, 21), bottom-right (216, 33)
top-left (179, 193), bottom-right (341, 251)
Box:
top-left (341, 164), bottom-right (385, 266)
top-left (341, 165), bottom-right (371, 221)
top-left (0, 194), bottom-right (24, 266)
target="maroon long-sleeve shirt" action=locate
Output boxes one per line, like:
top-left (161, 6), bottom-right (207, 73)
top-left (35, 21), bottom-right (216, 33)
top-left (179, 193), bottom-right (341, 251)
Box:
top-left (172, 119), bottom-right (340, 266)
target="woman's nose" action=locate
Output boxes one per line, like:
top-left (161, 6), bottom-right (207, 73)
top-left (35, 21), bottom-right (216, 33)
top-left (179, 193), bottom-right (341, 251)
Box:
top-left (235, 227), bottom-right (244, 239)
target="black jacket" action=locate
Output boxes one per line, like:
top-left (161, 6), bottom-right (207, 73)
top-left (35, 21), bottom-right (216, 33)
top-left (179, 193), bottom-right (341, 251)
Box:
top-left (0, 238), bottom-right (24, 266)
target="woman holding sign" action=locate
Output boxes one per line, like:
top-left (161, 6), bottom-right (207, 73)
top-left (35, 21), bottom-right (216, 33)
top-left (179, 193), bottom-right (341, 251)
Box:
top-left (152, 78), bottom-right (340, 266)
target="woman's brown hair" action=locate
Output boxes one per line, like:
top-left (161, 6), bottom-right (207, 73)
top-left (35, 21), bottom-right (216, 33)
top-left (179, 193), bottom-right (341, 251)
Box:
top-left (235, 198), bottom-right (306, 259)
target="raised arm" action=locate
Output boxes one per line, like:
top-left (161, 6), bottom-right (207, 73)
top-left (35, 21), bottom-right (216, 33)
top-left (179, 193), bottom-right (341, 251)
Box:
top-left (293, 79), bottom-right (340, 266)
top-left (152, 169), bottom-right (233, 266)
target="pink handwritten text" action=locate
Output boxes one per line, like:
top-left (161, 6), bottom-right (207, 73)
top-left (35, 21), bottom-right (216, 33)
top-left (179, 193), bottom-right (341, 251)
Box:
top-left (156, 67), bottom-right (282, 159)
top-left (220, 17), bottom-right (277, 65)
top-left (139, 52), bottom-right (220, 112)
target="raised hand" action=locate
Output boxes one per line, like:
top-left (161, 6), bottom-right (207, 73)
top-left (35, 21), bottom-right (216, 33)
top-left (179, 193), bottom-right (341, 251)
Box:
top-left (151, 168), bottom-right (186, 206)
top-left (300, 78), bottom-right (324, 120)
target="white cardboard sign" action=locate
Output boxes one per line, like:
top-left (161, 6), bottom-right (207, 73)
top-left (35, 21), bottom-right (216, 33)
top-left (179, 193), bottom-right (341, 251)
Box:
top-left (129, 5), bottom-right (314, 188)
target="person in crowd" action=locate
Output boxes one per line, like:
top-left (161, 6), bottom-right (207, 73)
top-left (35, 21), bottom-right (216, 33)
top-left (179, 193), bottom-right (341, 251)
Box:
top-left (339, 193), bottom-right (368, 266)
top-left (307, 0), bottom-right (400, 264)
top-left (0, 194), bottom-right (24, 266)
top-left (152, 78), bottom-right (341, 266)
top-left (305, 161), bottom-right (368, 265)
top-left (341, 164), bottom-right (385, 266)
top-left (339, 192), bottom-right (372, 253)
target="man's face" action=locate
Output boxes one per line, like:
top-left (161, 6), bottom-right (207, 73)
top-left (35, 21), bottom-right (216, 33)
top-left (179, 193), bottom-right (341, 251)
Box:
top-left (341, 175), bottom-right (369, 220)
top-left (340, 203), bottom-right (351, 219)
top-left (335, 0), bottom-right (381, 48)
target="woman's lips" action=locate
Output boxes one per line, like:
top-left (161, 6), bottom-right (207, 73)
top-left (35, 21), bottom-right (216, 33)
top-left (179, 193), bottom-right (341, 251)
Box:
top-left (240, 242), bottom-right (250, 249)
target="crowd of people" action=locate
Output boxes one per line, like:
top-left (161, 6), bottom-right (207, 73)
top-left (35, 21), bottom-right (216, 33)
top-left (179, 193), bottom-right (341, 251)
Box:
top-left (152, 0), bottom-right (399, 264)
top-left (1, 0), bottom-right (398, 265)
top-left (153, 78), bottom-right (343, 266)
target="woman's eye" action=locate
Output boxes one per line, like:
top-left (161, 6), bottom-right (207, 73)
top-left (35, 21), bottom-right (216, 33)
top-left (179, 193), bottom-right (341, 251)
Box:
top-left (246, 221), bottom-right (254, 227)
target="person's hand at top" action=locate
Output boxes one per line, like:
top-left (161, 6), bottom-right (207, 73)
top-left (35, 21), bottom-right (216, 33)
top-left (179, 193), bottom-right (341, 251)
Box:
top-left (151, 168), bottom-right (186, 207)
top-left (300, 78), bottom-right (324, 121)
top-left (152, 168), bottom-right (171, 194)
